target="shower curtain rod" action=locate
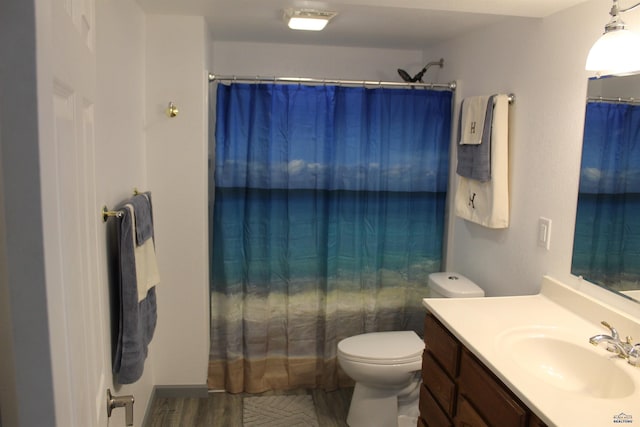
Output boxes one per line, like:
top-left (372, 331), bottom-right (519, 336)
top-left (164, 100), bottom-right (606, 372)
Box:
top-left (208, 73), bottom-right (456, 90)
top-left (588, 95), bottom-right (640, 105)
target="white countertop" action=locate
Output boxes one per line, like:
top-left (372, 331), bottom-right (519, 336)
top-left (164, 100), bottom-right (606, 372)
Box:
top-left (422, 276), bottom-right (640, 427)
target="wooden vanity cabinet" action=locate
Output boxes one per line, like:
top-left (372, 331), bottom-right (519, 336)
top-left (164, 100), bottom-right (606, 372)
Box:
top-left (420, 313), bottom-right (547, 427)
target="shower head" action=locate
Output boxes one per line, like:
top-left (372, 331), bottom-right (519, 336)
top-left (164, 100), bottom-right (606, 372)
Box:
top-left (397, 58), bottom-right (444, 83)
top-left (397, 68), bottom-right (414, 82)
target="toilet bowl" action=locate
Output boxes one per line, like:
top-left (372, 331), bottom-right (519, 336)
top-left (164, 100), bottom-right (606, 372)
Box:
top-left (338, 331), bottom-right (423, 427)
top-left (337, 272), bottom-right (484, 427)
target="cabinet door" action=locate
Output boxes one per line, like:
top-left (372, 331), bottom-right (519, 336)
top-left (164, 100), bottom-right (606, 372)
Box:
top-left (419, 385), bottom-right (452, 427)
top-left (458, 350), bottom-right (527, 427)
top-left (424, 314), bottom-right (460, 377)
top-left (528, 412), bottom-right (548, 427)
top-left (454, 395), bottom-right (489, 427)
top-left (423, 352), bottom-right (456, 416)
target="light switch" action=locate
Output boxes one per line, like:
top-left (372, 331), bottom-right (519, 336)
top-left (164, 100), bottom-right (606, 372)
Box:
top-left (538, 217), bottom-right (552, 250)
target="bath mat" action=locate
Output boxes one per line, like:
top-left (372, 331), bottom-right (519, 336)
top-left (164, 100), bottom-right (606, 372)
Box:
top-left (243, 395), bottom-right (319, 427)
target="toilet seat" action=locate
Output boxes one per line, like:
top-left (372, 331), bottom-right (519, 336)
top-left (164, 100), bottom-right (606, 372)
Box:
top-left (338, 331), bottom-right (423, 365)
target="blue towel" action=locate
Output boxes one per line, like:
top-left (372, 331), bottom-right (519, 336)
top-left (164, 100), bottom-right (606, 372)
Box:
top-left (129, 192), bottom-right (153, 245)
top-left (456, 96), bottom-right (494, 181)
top-left (109, 202), bottom-right (157, 384)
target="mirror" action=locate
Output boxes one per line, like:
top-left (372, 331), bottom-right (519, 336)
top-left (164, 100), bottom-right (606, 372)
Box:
top-left (572, 73), bottom-right (640, 303)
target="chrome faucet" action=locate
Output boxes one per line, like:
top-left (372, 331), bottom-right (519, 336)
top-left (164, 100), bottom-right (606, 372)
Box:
top-left (589, 321), bottom-right (640, 367)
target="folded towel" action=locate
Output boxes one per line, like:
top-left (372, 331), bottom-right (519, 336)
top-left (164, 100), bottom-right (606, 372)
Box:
top-left (129, 192), bottom-right (153, 245)
top-left (456, 96), bottom-right (494, 181)
top-left (109, 203), bottom-right (158, 384)
top-left (459, 96), bottom-right (491, 145)
top-left (126, 204), bottom-right (161, 302)
top-left (454, 94), bottom-right (510, 228)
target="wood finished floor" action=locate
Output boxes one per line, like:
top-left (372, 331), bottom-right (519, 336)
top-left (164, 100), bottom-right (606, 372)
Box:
top-left (145, 387), bottom-right (354, 427)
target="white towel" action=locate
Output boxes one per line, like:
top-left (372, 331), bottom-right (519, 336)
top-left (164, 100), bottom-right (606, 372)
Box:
top-left (454, 94), bottom-right (509, 228)
top-left (125, 204), bottom-right (160, 301)
top-left (459, 96), bottom-right (491, 145)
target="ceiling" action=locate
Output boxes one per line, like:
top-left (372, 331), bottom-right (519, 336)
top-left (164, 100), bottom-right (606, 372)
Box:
top-left (135, 0), bottom-right (591, 49)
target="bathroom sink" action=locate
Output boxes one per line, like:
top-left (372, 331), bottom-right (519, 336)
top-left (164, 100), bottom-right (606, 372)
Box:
top-left (498, 328), bottom-right (635, 399)
top-left (424, 277), bottom-right (640, 426)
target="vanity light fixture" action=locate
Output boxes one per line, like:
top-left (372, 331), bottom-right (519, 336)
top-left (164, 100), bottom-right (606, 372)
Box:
top-left (586, 0), bottom-right (640, 75)
top-left (284, 8), bottom-right (337, 31)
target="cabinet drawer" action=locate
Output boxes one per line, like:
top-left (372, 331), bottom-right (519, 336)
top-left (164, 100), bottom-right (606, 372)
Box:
top-left (419, 384), bottom-right (453, 427)
top-left (458, 349), bottom-right (527, 427)
top-left (454, 394), bottom-right (489, 427)
top-left (424, 313), bottom-right (460, 377)
top-left (528, 412), bottom-right (547, 427)
top-left (423, 352), bottom-right (456, 416)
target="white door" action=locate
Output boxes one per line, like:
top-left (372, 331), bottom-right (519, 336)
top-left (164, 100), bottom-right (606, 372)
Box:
top-left (37, 0), bottom-right (110, 425)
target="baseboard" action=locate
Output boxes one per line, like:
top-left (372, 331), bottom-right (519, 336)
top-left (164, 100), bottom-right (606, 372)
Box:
top-left (141, 384), bottom-right (209, 426)
top-left (153, 384), bottom-right (209, 398)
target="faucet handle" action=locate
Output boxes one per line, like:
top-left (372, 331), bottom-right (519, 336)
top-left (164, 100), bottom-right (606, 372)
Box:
top-left (628, 344), bottom-right (640, 367)
top-left (601, 321), bottom-right (619, 340)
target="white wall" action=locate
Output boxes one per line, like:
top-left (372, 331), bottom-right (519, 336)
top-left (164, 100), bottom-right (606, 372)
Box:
top-left (431, 0), bottom-right (640, 317)
top-left (96, 0), bottom-right (155, 423)
top-left (211, 42), bottom-right (426, 81)
top-left (146, 15), bottom-right (211, 386)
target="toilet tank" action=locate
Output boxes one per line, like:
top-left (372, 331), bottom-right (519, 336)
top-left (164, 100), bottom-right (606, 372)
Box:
top-left (428, 272), bottom-right (485, 298)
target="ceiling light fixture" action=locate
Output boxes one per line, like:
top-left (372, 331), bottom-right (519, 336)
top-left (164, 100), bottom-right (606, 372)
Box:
top-left (586, 0), bottom-right (640, 76)
top-left (284, 8), bottom-right (337, 31)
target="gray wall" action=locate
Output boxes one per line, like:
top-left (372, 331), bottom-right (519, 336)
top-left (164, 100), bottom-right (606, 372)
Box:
top-left (0, 0), bottom-right (56, 426)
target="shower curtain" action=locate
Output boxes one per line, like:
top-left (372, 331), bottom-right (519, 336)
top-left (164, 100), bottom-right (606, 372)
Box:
top-left (572, 101), bottom-right (640, 290)
top-left (209, 83), bottom-right (452, 393)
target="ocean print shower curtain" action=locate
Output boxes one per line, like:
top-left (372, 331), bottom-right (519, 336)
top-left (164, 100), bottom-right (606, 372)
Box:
top-left (209, 83), bottom-right (452, 392)
top-left (572, 101), bottom-right (640, 290)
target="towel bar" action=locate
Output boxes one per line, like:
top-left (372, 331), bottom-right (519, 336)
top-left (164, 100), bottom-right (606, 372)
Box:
top-left (102, 189), bottom-right (143, 222)
top-left (102, 206), bottom-right (123, 222)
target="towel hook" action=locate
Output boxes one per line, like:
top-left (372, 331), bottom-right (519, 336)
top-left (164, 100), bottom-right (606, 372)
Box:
top-left (165, 101), bottom-right (179, 118)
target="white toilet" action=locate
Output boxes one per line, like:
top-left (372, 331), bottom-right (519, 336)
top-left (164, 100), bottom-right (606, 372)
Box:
top-left (337, 272), bottom-right (484, 427)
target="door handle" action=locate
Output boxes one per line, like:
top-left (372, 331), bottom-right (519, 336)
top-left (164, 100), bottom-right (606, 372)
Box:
top-left (107, 389), bottom-right (135, 426)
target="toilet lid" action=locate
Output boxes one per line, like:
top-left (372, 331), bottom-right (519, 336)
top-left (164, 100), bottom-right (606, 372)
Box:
top-left (337, 331), bottom-right (423, 364)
